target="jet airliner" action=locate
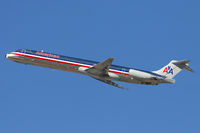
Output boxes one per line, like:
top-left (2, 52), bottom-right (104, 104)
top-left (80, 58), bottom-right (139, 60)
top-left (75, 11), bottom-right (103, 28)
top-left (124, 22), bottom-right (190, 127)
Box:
top-left (6, 49), bottom-right (194, 90)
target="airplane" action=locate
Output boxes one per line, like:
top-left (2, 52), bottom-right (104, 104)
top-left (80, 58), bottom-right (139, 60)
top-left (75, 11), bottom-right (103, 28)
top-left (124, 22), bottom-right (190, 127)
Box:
top-left (6, 49), bottom-right (194, 90)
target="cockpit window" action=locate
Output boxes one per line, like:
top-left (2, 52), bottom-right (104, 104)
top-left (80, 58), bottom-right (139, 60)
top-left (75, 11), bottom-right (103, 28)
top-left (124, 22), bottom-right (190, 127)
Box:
top-left (15, 49), bottom-right (26, 52)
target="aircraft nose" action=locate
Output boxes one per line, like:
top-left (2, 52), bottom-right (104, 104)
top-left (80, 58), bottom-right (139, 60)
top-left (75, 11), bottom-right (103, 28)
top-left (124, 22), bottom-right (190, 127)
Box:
top-left (6, 53), bottom-right (17, 59)
top-left (6, 54), bottom-right (9, 58)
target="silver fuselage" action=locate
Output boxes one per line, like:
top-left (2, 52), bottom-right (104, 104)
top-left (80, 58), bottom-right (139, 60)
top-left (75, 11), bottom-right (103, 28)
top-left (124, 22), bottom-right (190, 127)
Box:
top-left (6, 50), bottom-right (173, 85)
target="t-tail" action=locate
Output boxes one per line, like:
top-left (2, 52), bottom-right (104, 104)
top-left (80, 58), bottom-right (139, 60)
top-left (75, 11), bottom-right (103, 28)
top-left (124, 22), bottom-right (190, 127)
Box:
top-left (153, 60), bottom-right (194, 83)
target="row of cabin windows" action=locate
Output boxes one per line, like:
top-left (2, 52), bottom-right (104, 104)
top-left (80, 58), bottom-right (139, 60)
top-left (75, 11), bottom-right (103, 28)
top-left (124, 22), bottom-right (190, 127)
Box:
top-left (14, 49), bottom-right (131, 71)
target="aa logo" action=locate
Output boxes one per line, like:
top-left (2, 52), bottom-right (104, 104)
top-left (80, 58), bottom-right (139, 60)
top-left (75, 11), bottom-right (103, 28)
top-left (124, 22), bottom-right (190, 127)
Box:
top-left (163, 66), bottom-right (173, 75)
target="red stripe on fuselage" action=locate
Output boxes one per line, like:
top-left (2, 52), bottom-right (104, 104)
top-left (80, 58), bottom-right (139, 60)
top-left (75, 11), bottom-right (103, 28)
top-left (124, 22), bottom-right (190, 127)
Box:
top-left (8, 52), bottom-right (129, 75)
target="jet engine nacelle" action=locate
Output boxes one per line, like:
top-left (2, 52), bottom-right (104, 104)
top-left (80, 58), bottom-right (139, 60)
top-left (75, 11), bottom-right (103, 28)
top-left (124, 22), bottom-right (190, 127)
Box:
top-left (108, 72), bottom-right (119, 79)
top-left (129, 69), bottom-right (153, 78)
top-left (78, 67), bottom-right (89, 73)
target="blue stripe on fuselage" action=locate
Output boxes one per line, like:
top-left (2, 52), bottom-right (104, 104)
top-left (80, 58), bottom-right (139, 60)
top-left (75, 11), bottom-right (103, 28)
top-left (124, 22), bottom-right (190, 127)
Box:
top-left (17, 49), bottom-right (130, 73)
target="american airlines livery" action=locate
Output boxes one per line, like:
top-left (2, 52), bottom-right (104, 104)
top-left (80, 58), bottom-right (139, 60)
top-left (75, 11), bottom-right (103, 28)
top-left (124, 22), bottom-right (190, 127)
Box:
top-left (6, 49), bottom-right (194, 90)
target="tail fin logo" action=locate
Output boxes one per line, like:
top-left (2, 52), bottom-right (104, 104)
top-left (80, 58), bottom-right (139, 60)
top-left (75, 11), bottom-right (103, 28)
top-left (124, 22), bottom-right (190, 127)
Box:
top-left (163, 66), bottom-right (173, 75)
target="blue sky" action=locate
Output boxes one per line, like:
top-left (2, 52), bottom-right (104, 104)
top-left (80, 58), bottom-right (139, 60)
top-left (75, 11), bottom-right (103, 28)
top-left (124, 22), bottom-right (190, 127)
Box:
top-left (1, 0), bottom-right (200, 133)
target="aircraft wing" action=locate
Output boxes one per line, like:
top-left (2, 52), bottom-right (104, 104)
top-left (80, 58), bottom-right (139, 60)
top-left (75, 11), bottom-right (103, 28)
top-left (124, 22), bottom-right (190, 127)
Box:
top-left (86, 57), bottom-right (128, 90)
top-left (91, 76), bottom-right (128, 90)
top-left (86, 57), bottom-right (114, 76)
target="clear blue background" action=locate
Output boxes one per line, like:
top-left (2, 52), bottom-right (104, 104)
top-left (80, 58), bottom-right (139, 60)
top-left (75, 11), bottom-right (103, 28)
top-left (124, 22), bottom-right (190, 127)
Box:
top-left (1, 0), bottom-right (199, 133)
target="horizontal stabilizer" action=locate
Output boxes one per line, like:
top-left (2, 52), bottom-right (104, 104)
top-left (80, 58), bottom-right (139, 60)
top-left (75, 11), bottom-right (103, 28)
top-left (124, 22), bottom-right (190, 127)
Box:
top-left (172, 60), bottom-right (194, 72)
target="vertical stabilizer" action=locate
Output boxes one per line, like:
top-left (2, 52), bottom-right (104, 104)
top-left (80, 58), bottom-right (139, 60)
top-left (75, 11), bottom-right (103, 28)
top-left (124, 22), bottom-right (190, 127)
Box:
top-left (153, 60), bottom-right (194, 79)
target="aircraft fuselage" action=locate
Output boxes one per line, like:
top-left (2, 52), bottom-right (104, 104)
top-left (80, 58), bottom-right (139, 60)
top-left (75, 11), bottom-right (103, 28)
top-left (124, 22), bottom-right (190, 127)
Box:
top-left (6, 49), bottom-right (174, 88)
